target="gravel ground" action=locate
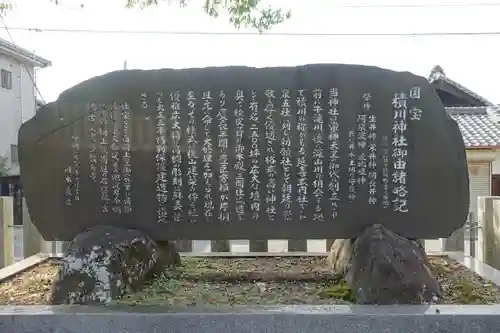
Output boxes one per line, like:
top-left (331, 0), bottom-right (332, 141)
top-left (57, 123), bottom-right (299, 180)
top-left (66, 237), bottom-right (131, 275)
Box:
top-left (0, 255), bottom-right (499, 306)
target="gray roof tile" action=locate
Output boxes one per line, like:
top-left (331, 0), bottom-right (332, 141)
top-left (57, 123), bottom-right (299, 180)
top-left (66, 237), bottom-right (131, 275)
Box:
top-left (447, 107), bottom-right (500, 148)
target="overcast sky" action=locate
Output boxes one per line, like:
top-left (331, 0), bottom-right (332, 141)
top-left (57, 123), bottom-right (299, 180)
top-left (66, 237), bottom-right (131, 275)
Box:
top-left (1, 0), bottom-right (499, 104)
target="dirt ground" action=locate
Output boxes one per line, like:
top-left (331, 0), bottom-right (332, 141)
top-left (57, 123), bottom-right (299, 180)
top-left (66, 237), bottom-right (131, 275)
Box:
top-left (0, 255), bottom-right (499, 306)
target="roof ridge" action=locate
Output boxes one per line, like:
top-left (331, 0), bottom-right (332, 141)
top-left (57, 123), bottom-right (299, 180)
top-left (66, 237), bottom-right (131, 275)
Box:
top-left (446, 109), bottom-right (488, 116)
top-left (445, 106), bottom-right (487, 109)
top-left (429, 71), bottom-right (500, 114)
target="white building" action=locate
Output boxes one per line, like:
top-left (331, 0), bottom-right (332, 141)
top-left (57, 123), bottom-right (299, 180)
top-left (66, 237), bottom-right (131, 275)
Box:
top-left (0, 38), bottom-right (51, 175)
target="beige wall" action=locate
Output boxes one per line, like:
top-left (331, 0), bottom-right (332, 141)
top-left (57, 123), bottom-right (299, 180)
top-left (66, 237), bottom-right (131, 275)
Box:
top-left (492, 150), bottom-right (500, 174)
top-left (467, 149), bottom-right (498, 218)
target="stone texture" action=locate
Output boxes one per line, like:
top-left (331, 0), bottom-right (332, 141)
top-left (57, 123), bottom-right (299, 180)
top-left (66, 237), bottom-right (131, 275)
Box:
top-left (329, 224), bottom-right (441, 305)
top-left (19, 64), bottom-right (469, 242)
top-left (327, 239), bottom-right (353, 276)
top-left (49, 225), bottom-right (179, 305)
top-left (1, 305), bottom-right (500, 333)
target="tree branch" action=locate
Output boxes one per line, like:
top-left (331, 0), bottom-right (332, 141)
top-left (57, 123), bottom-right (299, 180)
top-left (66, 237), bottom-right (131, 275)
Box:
top-left (1, 0), bottom-right (291, 32)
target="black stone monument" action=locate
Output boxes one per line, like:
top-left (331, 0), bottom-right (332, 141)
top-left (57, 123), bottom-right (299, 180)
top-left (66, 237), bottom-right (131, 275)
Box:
top-left (18, 64), bottom-right (469, 241)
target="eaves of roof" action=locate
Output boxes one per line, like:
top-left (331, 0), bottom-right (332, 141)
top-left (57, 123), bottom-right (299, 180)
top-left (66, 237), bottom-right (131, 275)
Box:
top-left (430, 73), bottom-right (500, 118)
top-left (0, 38), bottom-right (51, 68)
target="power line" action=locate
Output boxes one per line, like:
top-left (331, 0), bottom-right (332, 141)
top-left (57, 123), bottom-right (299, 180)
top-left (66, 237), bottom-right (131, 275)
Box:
top-left (47, 1), bottom-right (500, 10)
top-left (0, 18), bottom-right (46, 104)
top-left (5, 26), bottom-right (500, 37)
top-left (328, 2), bottom-right (500, 7)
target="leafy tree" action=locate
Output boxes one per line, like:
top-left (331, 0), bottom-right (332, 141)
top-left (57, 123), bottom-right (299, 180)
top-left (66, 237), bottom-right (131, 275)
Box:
top-left (0, 2), bottom-right (11, 13)
top-left (0, 155), bottom-right (8, 177)
top-left (1, 0), bottom-right (291, 32)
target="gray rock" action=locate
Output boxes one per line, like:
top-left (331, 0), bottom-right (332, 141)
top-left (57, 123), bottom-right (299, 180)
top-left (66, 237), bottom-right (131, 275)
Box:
top-left (327, 239), bottom-right (353, 276)
top-left (49, 225), bottom-right (180, 305)
top-left (330, 224), bottom-right (441, 304)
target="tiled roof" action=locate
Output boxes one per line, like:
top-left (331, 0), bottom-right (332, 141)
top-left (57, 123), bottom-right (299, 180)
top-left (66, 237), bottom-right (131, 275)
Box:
top-left (447, 107), bottom-right (500, 148)
top-left (427, 67), bottom-right (500, 148)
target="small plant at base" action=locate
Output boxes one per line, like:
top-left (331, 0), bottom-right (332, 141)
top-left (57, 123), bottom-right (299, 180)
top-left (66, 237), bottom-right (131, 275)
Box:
top-left (318, 278), bottom-right (356, 302)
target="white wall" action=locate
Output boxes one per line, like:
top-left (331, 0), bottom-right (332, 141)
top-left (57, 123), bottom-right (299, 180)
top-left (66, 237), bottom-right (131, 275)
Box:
top-left (492, 153), bottom-right (500, 174)
top-left (0, 54), bottom-right (36, 174)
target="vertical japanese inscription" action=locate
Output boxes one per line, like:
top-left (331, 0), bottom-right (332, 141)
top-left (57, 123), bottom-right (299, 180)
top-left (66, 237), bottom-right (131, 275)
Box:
top-left (347, 129), bottom-right (356, 203)
top-left (171, 90), bottom-right (183, 222)
top-left (356, 96), bottom-right (368, 189)
top-left (249, 90), bottom-right (261, 220)
top-left (327, 88), bottom-right (340, 218)
top-left (64, 125), bottom-right (81, 206)
top-left (73, 126), bottom-right (81, 203)
top-left (409, 86), bottom-right (423, 121)
top-left (155, 92), bottom-right (168, 223)
top-left (391, 92), bottom-right (409, 213)
top-left (186, 91), bottom-right (198, 222)
top-left (218, 90), bottom-right (230, 222)
top-left (387, 86), bottom-right (423, 212)
top-left (234, 90), bottom-right (245, 221)
top-left (280, 89), bottom-right (293, 220)
top-left (381, 135), bottom-right (390, 208)
top-left (121, 102), bottom-right (132, 213)
top-left (88, 102), bottom-right (98, 182)
top-left (110, 103), bottom-right (121, 214)
top-left (312, 88), bottom-right (324, 221)
top-left (264, 89), bottom-right (277, 220)
top-left (63, 151), bottom-right (72, 205)
top-left (296, 89), bottom-right (308, 220)
top-left (202, 91), bottom-right (214, 220)
top-left (99, 104), bottom-right (109, 213)
top-left (365, 94), bottom-right (377, 205)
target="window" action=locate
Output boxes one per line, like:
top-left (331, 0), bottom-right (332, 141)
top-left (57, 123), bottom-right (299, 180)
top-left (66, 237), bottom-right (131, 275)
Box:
top-left (1, 69), bottom-right (12, 90)
top-left (10, 144), bottom-right (18, 164)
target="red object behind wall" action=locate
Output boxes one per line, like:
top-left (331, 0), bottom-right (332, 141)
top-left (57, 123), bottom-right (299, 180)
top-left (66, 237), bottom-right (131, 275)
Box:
top-left (492, 175), bottom-right (500, 196)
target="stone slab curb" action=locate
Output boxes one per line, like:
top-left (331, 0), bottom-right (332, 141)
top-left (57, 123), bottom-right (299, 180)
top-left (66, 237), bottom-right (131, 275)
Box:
top-left (0, 253), bottom-right (52, 283)
top-left (1, 305), bottom-right (500, 333)
top-left (1, 251), bottom-right (500, 332)
top-left (446, 251), bottom-right (500, 286)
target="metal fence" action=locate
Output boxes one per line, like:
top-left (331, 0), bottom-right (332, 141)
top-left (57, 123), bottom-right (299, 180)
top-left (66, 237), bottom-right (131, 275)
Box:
top-left (464, 211), bottom-right (479, 257)
top-left (9, 233), bottom-right (452, 259)
top-left (53, 212), bottom-right (481, 255)
top-left (8, 218), bottom-right (475, 261)
top-left (1, 172), bottom-right (478, 260)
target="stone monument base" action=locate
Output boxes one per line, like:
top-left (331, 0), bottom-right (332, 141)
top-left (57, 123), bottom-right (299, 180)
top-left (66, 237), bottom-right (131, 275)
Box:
top-left (49, 225), bottom-right (180, 305)
top-left (328, 224), bottom-right (441, 304)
